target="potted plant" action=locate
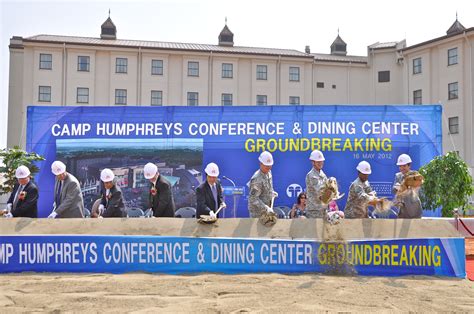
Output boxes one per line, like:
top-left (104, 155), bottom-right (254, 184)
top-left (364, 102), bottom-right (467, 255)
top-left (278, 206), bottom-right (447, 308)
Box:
top-left (419, 151), bottom-right (474, 217)
top-left (0, 146), bottom-right (45, 195)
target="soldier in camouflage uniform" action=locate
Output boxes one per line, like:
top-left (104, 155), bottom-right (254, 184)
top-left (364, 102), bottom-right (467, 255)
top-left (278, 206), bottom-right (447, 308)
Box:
top-left (344, 161), bottom-right (377, 218)
top-left (392, 154), bottom-right (422, 218)
top-left (248, 151), bottom-right (278, 218)
top-left (305, 150), bottom-right (328, 218)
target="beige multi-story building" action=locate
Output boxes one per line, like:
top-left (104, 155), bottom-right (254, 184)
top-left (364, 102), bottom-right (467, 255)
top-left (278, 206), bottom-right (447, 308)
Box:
top-left (7, 16), bottom-right (474, 175)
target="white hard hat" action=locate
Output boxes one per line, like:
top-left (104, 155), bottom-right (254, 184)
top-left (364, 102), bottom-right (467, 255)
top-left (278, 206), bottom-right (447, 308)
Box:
top-left (204, 162), bottom-right (219, 177)
top-left (15, 165), bottom-right (31, 179)
top-left (309, 150), bottom-right (325, 162)
top-left (143, 163), bottom-right (158, 179)
top-left (356, 161), bottom-right (372, 175)
top-left (51, 161), bottom-right (66, 176)
top-left (396, 154), bottom-right (412, 166)
top-left (258, 151), bottom-right (274, 166)
top-left (100, 168), bottom-right (115, 182)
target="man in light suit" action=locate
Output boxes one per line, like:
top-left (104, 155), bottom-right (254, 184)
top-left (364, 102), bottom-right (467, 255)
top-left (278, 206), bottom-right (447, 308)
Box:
top-left (392, 153), bottom-right (422, 219)
top-left (3, 165), bottom-right (38, 218)
top-left (196, 162), bottom-right (225, 219)
top-left (94, 168), bottom-right (125, 218)
top-left (144, 162), bottom-right (175, 217)
top-left (48, 160), bottom-right (84, 218)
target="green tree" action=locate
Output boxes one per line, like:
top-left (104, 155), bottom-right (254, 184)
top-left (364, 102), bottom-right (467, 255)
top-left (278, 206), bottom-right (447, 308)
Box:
top-left (419, 151), bottom-right (473, 217)
top-left (0, 146), bottom-right (45, 195)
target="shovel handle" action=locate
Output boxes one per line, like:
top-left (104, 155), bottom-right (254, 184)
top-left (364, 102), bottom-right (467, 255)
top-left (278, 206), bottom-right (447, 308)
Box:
top-left (215, 204), bottom-right (226, 216)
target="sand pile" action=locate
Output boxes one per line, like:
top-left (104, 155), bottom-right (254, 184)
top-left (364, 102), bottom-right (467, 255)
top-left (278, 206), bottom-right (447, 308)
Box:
top-left (0, 218), bottom-right (461, 239)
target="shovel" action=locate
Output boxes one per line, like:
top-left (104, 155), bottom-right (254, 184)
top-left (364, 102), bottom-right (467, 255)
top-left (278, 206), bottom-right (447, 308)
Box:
top-left (198, 204), bottom-right (226, 224)
top-left (258, 195), bottom-right (278, 227)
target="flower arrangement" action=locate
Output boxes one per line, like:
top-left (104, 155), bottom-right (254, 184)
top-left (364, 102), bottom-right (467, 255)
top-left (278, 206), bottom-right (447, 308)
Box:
top-left (18, 191), bottom-right (27, 201)
top-left (150, 187), bottom-right (157, 196)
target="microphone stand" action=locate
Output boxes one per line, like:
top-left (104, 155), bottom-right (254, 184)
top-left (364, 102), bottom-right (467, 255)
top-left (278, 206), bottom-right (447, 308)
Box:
top-left (222, 176), bottom-right (237, 217)
top-left (222, 176), bottom-right (236, 187)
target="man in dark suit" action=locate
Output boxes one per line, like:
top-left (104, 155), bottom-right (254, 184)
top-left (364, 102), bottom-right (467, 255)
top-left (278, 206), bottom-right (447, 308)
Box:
top-left (48, 160), bottom-right (84, 218)
top-left (143, 162), bottom-right (175, 217)
top-left (3, 165), bottom-right (38, 218)
top-left (196, 162), bottom-right (226, 219)
top-left (95, 168), bottom-right (125, 218)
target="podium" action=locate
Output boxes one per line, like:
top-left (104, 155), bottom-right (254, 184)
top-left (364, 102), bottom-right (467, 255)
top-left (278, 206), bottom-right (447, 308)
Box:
top-left (222, 186), bottom-right (245, 218)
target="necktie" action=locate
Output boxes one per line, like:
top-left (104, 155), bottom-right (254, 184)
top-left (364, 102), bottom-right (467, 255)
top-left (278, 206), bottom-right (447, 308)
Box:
top-left (13, 185), bottom-right (24, 210)
top-left (106, 189), bottom-right (110, 205)
top-left (55, 180), bottom-right (62, 207)
top-left (211, 184), bottom-right (218, 211)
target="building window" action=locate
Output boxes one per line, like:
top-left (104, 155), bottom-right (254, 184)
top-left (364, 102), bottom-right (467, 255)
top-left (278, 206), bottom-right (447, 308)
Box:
top-left (332, 85), bottom-right (336, 89)
top-left (115, 89), bottom-right (127, 105)
top-left (448, 82), bottom-right (458, 100)
top-left (448, 48), bottom-right (458, 66)
top-left (413, 58), bottom-right (422, 74)
top-left (256, 95), bottom-right (267, 106)
top-left (222, 93), bottom-right (233, 106)
top-left (413, 89), bottom-right (422, 105)
top-left (289, 67), bottom-right (300, 82)
top-left (448, 117), bottom-right (459, 134)
top-left (187, 92), bottom-right (198, 106)
top-left (316, 82), bottom-right (324, 88)
top-left (378, 71), bottom-right (390, 83)
top-left (289, 96), bottom-right (300, 105)
top-left (256, 65), bottom-right (267, 80)
top-left (188, 62), bottom-right (199, 77)
top-left (39, 54), bottom-right (52, 70)
top-left (116, 58), bottom-right (128, 73)
top-left (151, 90), bottom-right (163, 106)
top-left (77, 87), bottom-right (89, 103)
top-left (151, 60), bottom-right (163, 75)
top-left (77, 56), bottom-right (90, 72)
top-left (38, 86), bottom-right (51, 102)
top-left (222, 63), bottom-right (233, 78)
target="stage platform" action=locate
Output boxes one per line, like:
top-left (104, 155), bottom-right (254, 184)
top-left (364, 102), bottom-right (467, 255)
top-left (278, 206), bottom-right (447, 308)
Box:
top-left (0, 218), bottom-right (466, 277)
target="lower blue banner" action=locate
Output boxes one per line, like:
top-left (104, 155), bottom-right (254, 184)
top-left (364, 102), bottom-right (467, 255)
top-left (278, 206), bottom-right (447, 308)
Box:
top-left (0, 236), bottom-right (465, 277)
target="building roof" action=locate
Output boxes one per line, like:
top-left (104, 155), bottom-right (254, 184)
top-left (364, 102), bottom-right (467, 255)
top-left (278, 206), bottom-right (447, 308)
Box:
top-left (23, 34), bottom-right (312, 58)
top-left (100, 16), bottom-right (117, 40)
top-left (330, 34), bottom-right (347, 56)
top-left (163, 175), bottom-right (180, 187)
top-left (311, 53), bottom-right (367, 64)
top-left (218, 24), bottom-right (234, 46)
top-left (219, 24), bottom-right (233, 37)
top-left (446, 19), bottom-right (466, 35)
top-left (188, 169), bottom-right (201, 175)
top-left (368, 41), bottom-right (399, 49)
top-left (331, 35), bottom-right (346, 47)
top-left (101, 17), bottom-right (116, 29)
top-left (403, 26), bottom-right (474, 52)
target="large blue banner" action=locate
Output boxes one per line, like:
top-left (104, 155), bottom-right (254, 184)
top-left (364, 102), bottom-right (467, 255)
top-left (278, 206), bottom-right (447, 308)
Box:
top-left (26, 105), bottom-right (442, 217)
top-left (0, 235), bottom-right (465, 277)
